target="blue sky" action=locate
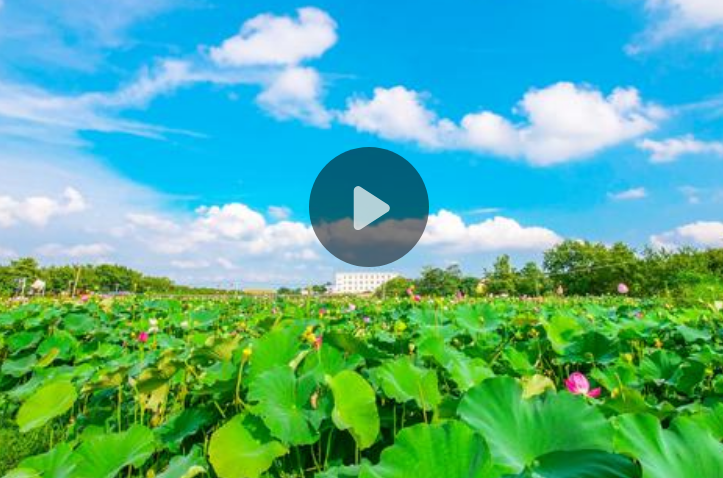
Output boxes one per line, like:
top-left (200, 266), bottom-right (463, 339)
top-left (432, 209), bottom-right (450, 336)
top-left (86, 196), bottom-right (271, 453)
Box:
top-left (1, 0), bottom-right (723, 287)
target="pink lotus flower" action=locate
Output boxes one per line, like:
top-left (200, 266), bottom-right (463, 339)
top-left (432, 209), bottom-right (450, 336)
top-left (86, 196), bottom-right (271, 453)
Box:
top-left (348, 303), bottom-right (356, 312)
top-left (363, 316), bottom-right (371, 324)
top-left (314, 335), bottom-right (323, 351)
top-left (413, 294), bottom-right (422, 302)
top-left (406, 287), bottom-right (414, 296)
top-left (617, 283), bottom-right (629, 295)
top-left (565, 372), bottom-right (601, 398)
top-left (137, 331), bottom-right (149, 344)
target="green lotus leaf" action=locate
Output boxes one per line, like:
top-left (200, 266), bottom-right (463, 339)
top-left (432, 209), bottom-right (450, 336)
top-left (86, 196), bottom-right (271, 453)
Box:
top-left (6, 331), bottom-right (43, 354)
top-left (327, 370), bottom-right (380, 450)
top-left (155, 408), bottom-right (215, 453)
top-left (11, 443), bottom-right (76, 478)
top-left (156, 447), bottom-right (207, 478)
top-left (1, 470), bottom-right (42, 478)
top-left (416, 334), bottom-right (493, 391)
top-left (459, 377), bottom-right (613, 474)
top-left (360, 421), bottom-right (495, 478)
top-left (208, 414), bottom-right (288, 478)
top-left (16, 381), bottom-right (77, 432)
top-left (73, 425), bottom-right (156, 478)
top-left (248, 365), bottom-right (320, 445)
top-left (614, 414), bottom-right (723, 478)
top-left (373, 357), bottom-right (441, 411)
top-left (2, 355), bottom-right (38, 378)
top-left (247, 326), bottom-right (302, 380)
top-left (525, 450), bottom-right (641, 478)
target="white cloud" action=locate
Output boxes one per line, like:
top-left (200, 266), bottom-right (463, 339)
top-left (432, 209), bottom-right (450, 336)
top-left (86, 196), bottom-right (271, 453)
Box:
top-left (0, 0), bottom-right (184, 71)
top-left (0, 187), bottom-right (87, 227)
top-left (420, 210), bottom-right (563, 252)
top-left (37, 242), bottom-right (114, 258)
top-left (209, 7), bottom-right (337, 67)
top-left (629, 0), bottom-right (723, 51)
top-left (268, 205), bottom-right (292, 221)
top-left (609, 187), bottom-right (648, 200)
top-left (256, 66), bottom-right (332, 127)
top-left (651, 221), bottom-right (723, 249)
top-left (637, 135), bottom-right (723, 163)
top-left (217, 258), bottom-right (238, 271)
top-left (340, 86), bottom-right (455, 148)
top-left (341, 82), bottom-right (664, 165)
top-left (170, 259), bottom-right (211, 270)
top-left (0, 7), bottom-right (338, 144)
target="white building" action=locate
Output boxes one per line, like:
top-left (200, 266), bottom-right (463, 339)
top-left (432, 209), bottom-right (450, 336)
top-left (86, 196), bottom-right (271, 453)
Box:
top-left (332, 272), bottom-right (399, 294)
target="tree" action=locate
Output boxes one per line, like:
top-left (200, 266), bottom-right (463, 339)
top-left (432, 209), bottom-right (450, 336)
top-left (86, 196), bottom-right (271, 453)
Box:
top-left (374, 277), bottom-right (412, 297)
top-left (485, 255), bottom-right (517, 295)
top-left (416, 265), bottom-right (463, 296)
top-left (516, 262), bottom-right (547, 296)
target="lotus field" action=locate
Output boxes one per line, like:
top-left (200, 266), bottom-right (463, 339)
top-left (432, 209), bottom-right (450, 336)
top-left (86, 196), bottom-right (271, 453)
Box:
top-left (2, 296), bottom-right (723, 478)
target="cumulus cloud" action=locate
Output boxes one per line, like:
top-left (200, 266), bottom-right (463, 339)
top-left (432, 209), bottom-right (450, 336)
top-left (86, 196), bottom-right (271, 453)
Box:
top-left (341, 82), bottom-right (664, 165)
top-left (209, 7), bottom-right (337, 67)
top-left (629, 0), bottom-right (723, 51)
top-left (0, 8), bottom-right (338, 144)
top-left (256, 66), bottom-right (332, 127)
top-left (637, 135), bottom-right (723, 163)
top-left (651, 221), bottom-right (723, 249)
top-left (37, 242), bottom-right (114, 258)
top-left (340, 86), bottom-right (455, 148)
top-left (268, 205), bottom-right (292, 221)
top-left (609, 187), bottom-right (648, 200)
top-left (420, 210), bottom-right (563, 252)
top-left (0, 187), bottom-right (87, 227)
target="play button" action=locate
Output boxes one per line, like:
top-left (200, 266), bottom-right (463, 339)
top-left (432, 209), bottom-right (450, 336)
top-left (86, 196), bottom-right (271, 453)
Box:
top-left (309, 147), bottom-right (429, 267)
top-left (354, 186), bottom-right (390, 230)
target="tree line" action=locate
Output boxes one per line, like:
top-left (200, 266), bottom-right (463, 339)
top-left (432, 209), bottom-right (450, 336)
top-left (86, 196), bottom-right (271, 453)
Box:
top-left (2, 240), bottom-right (723, 299)
top-left (380, 240), bottom-right (723, 300)
top-left (0, 258), bottom-right (213, 296)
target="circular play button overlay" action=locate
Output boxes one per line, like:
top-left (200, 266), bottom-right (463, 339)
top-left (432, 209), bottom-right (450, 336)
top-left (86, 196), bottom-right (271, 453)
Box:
top-left (309, 147), bottom-right (429, 267)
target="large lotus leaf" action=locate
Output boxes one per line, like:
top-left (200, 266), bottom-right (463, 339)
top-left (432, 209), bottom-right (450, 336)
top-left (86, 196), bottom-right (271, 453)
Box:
top-left (155, 408), bottom-right (216, 453)
top-left (156, 447), bottom-right (207, 478)
top-left (639, 350), bottom-right (681, 385)
top-left (73, 425), bottom-right (156, 478)
top-left (1, 470), bottom-right (41, 478)
top-left (373, 357), bottom-right (441, 411)
top-left (247, 326), bottom-right (302, 380)
top-left (2, 355), bottom-right (38, 378)
top-left (6, 331), bottom-right (43, 354)
top-left (247, 365), bottom-right (319, 445)
top-left (543, 314), bottom-right (585, 354)
top-left (614, 414), bottom-right (723, 478)
top-left (61, 313), bottom-right (96, 335)
top-left (563, 331), bottom-right (619, 364)
top-left (37, 331), bottom-right (79, 361)
top-left (458, 377), bottom-right (613, 474)
top-left (11, 443), bottom-right (76, 478)
top-left (416, 335), bottom-right (493, 391)
top-left (690, 403), bottom-right (723, 440)
top-left (523, 450), bottom-right (641, 478)
top-left (16, 381), bottom-right (77, 432)
top-left (208, 414), bottom-right (288, 478)
top-left (670, 360), bottom-right (705, 395)
top-left (327, 370), bottom-right (380, 450)
top-left (360, 421), bottom-right (494, 478)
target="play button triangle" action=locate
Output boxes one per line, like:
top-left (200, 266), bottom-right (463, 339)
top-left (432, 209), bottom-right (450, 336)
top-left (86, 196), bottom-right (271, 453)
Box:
top-left (354, 186), bottom-right (390, 230)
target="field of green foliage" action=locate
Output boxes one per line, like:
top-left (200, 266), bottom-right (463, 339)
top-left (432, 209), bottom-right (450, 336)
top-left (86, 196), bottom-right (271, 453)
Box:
top-left (1, 295), bottom-right (723, 477)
